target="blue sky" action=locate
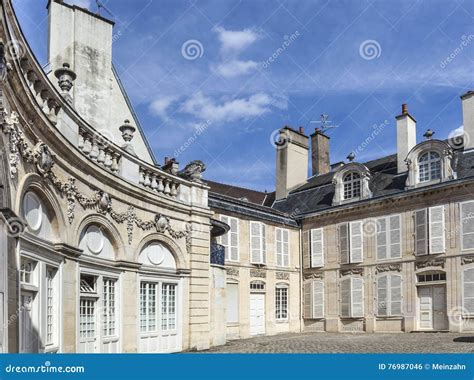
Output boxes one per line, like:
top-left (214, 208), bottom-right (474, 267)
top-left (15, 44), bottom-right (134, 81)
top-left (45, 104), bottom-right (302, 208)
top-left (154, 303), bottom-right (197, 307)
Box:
top-left (14, 0), bottom-right (474, 191)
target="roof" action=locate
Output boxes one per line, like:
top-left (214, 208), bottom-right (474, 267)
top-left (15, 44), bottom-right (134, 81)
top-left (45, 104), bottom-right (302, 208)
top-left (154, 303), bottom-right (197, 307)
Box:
top-left (206, 180), bottom-right (270, 205)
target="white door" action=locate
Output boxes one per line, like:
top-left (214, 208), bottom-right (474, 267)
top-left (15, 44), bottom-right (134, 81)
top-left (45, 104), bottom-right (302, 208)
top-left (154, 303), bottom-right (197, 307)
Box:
top-left (433, 285), bottom-right (448, 330)
top-left (418, 287), bottom-right (433, 330)
top-left (19, 291), bottom-right (38, 353)
top-left (250, 293), bottom-right (265, 335)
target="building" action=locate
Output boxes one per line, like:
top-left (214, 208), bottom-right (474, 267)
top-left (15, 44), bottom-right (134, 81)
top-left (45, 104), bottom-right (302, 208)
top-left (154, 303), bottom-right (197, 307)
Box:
top-left (0, 0), bottom-right (472, 354)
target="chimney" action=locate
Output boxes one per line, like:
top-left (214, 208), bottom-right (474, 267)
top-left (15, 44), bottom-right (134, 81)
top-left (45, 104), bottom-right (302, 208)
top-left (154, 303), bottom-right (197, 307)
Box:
top-left (396, 103), bottom-right (416, 173)
top-left (311, 128), bottom-right (330, 176)
top-left (275, 126), bottom-right (309, 200)
top-left (461, 91), bottom-right (474, 150)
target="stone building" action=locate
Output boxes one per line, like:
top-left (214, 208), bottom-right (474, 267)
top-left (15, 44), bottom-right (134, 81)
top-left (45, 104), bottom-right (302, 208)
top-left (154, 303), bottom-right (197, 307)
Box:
top-left (0, 0), bottom-right (472, 354)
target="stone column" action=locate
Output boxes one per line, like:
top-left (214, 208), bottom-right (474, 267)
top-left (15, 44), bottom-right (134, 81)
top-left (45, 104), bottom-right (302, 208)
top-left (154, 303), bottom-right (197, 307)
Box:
top-left (62, 258), bottom-right (77, 352)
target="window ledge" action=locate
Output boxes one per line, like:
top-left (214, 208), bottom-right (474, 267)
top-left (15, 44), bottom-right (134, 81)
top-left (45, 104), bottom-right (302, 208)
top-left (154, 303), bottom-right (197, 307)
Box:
top-left (226, 322), bottom-right (240, 327)
top-left (340, 317), bottom-right (365, 321)
top-left (375, 316), bottom-right (404, 320)
top-left (276, 319), bottom-right (289, 324)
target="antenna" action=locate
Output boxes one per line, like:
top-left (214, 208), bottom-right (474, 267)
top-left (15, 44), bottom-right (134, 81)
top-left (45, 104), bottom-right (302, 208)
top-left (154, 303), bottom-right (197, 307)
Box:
top-left (310, 114), bottom-right (338, 133)
top-left (96, 0), bottom-right (115, 19)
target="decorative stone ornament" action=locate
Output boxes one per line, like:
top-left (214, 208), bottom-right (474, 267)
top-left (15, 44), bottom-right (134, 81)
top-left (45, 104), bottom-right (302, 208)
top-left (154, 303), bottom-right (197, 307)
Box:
top-left (155, 214), bottom-right (170, 233)
top-left (119, 119), bottom-right (136, 155)
top-left (375, 263), bottom-right (402, 274)
top-left (34, 142), bottom-right (54, 174)
top-left (178, 160), bottom-right (206, 182)
top-left (415, 257), bottom-right (445, 270)
top-left (54, 63), bottom-right (76, 105)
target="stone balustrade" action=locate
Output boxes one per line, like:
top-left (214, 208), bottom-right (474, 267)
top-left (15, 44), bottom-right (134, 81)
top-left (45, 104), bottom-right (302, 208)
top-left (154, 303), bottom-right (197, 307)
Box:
top-left (139, 166), bottom-right (180, 198)
top-left (78, 128), bottom-right (121, 174)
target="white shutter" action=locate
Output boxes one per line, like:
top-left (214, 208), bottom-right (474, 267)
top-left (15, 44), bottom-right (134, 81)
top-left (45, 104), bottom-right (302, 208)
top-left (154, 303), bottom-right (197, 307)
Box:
top-left (463, 268), bottom-right (474, 314)
top-left (310, 228), bottom-right (324, 267)
top-left (390, 274), bottom-right (402, 315)
top-left (250, 222), bottom-right (262, 264)
top-left (276, 228), bottom-right (283, 267)
top-left (339, 223), bottom-right (350, 264)
top-left (340, 277), bottom-right (351, 317)
top-left (351, 277), bottom-right (364, 318)
top-left (302, 230), bottom-right (310, 269)
top-left (312, 280), bottom-right (324, 318)
top-left (429, 206), bottom-right (445, 254)
top-left (414, 209), bottom-right (428, 256)
top-left (461, 201), bottom-right (474, 250)
top-left (376, 218), bottom-right (387, 261)
top-left (282, 229), bottom-right (289, 267)
top-left (389, 215), bottom-right (401, 259)
top-left (261, 224), bottom-right (266, 264)
top-left (377, 275), bottom-right (388, 316)
top-left (350, 221), bottom-right (363, 263)
top-left (229, 218), bottom-right (239, 261)
top-left (220, 215), bottom-right (230, 259)
top-left (304, 282), bottom-right (312, 318)
top-left (226, 283), bottom-right (239, 323)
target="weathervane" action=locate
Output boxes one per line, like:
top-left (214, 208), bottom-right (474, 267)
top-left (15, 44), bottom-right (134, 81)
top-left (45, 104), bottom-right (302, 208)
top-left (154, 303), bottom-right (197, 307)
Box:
top-left (96, 0), bottom-right (115, 18)
top-left (310, 114), bottom-right (338, 133)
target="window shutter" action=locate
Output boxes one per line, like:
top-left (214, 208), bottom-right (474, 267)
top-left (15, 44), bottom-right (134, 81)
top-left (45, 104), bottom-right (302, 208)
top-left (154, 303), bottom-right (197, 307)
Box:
top-left (414, 209), bottom-right (428, 256)
top-left (351, 277), bottom-right (364, 318)
top-left (229, 218), bottom-right (239, 261)
top-left (461, 201), bottom-right (474, 250)
top-left (340, 277), bottom-right (351, 317)
top-left (389, 215), bottom-right (401, 259)
top-left (312, 280), bottom-right (324, 318)
top-left (390, 275), bottom-right (402, 315)
top-left (310, 228), bottom-right (324, 267)
top-left (282, 229), bottom-right (289, 267)
top-left (302, 230), bottom-right (310, 269)
top-left (463, 268), bottom-right (474, 314)
top-left (304, 282), bottom-right (312, 318)
top-left (377, 275), bottom-right (388, 316)
top-left (339, 223), bottom-right (350, 264)
top-left (276, 228), bottom-right (283, 267)
top-left (376, 218), bottom-right (387, 261)
top-left (220, 216), bottom-right (230, 259)
top-left (429, 206), bottom-right (445, 254)
top-left (261, 224), bottom-right (266, 264)
top-left (350, 221), bottom-right (363, 263)
top-left (250, 222), bottom-right (262, 264)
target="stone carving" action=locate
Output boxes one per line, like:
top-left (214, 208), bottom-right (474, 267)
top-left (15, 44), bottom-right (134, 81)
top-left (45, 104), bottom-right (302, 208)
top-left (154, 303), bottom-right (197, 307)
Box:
top-left (178, 160), bottom-right (206, 182)
top-left (276, 272), bottom-right (290, 280)
top-left (340, 267), bottom-right (364, 276)
top-left (304, 272), bottom-right (324, 280)
top-left (96, 191), bottom-right (112, 214)
top-left (250, 268), bottom-right (266, 278)
top-left (461, 255), bottom-right (474, 265)
top-left (226, 267), bottom-right (239, 277)
top-left (415, 258), bottom-right (445, 270)
top-left (54, 63), bottom-right (76, 105)
top-left (34, 142), bottom-right (54, 174)
top-left (119, 119), bottom-right (136, 156)
top-left (375, 263), bottom-right (402, 274)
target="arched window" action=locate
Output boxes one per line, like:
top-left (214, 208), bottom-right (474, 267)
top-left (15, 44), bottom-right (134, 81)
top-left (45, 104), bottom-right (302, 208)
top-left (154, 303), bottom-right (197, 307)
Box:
top-left (418, 151), bottom-right (441, 183)
top-left (343, 172), bottom-right (361, 200)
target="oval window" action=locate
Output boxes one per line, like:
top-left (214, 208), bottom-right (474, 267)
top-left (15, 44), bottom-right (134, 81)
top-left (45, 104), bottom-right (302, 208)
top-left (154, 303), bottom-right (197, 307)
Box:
top-left (23, 192), bottom-right (42, 232)
top-left (85, 225), bottom-right (104, 254)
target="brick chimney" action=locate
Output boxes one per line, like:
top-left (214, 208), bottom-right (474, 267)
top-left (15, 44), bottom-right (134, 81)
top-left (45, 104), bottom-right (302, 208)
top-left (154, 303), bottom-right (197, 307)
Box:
top-left (275, 126), bottom-right (309, 200)
top-left (311, 128), bottom-right (330, 176)
top-left (461, 91), bottom-right (474, 150)
top-left (396, 103), bottom-right (416, 173)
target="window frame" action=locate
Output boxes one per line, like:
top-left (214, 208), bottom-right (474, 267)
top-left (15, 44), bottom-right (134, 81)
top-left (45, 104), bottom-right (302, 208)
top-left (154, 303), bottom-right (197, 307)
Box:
top-left (418, 151), bottom-right (442, 183)
top-left (219, 215), bottom-right (240, 262)
top-left (275, 283), bottom-right (289, 321)
top-left (376, 273), bottom-right (403, 317)
top-left (226, 282), bottom-right (239, 324)
top-left (275, 227), bottom-right (290, 268)
top-left (310, 228), bottom-right (324, 268)
top-left (340, 277), bottom-right (364, 318)
top-left (375, 214), bottom-right (402, 261)
top-left (342, 172), bottom-right (362, 200)
top-left (249, 221), bottom-right (266, 265)
top-left (460, 201), bottom-right (474, 252)
top-left (462, 266), bottom-right (474, 316)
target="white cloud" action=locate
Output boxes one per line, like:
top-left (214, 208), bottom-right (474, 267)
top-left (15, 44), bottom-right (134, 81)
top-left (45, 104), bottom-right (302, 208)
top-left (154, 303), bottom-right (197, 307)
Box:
top-left (149, 96), bottom-right (178, 119)
top-left (180, 91), bottom-right (287, 123)
top-left (214, 26), bottom-right (259, 55)
top-left (215, 60), bottom-right (259, 78)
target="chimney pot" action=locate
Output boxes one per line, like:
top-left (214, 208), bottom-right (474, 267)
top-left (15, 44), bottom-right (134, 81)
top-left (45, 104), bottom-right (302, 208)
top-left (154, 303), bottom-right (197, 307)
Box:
top-left (299, 126), bottom-right (305, 134)
top-left (402, 103), bottom-right (408, 114)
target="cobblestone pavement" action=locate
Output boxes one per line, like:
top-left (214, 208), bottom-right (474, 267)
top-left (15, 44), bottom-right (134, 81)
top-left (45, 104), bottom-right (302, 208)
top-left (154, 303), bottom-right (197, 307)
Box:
top-left (203, 332), bottom-right (474, 353)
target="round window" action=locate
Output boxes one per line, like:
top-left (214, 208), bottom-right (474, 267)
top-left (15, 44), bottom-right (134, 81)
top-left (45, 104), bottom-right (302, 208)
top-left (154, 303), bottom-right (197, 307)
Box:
top-left (147, 244), bottom-right (165, 265)
top-left (23, 192), bottom-right (42, 232)
top-left (85, 225), bottom-right (104, 254)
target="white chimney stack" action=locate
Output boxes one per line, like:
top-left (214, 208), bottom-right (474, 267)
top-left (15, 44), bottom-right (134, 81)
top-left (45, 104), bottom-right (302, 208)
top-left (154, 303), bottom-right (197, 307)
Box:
top-left (396, 103), bottom-right (416, 173)
top-left (461, 91), bottom-right (474, 150)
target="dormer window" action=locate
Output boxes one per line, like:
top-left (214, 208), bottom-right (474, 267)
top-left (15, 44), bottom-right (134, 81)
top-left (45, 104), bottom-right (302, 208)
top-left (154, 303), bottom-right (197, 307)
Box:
top-left (343, 172), bottom-right (361, 200)
top-left (418, 151), bottom-right (441, 183)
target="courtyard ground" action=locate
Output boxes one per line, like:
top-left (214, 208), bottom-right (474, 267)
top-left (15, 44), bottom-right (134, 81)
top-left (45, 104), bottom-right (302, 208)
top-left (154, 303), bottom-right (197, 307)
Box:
top-left (201, 332), bottom-right (474, 353)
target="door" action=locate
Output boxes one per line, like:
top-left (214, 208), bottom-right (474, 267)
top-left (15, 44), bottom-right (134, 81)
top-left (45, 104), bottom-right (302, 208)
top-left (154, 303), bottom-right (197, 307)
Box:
top-left (433, 285), bottom-right (448, 330)
top-left (250, 293), bottom-right (265, 335)
top-left (19, 291), bottom-right (38, 353)
top-left (78, 298), bottom-right (98, 353)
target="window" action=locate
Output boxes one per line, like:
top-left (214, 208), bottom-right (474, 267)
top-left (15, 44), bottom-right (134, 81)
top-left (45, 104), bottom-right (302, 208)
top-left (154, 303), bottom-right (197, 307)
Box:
top-left (250, 222), bottom-right (266, 264)
top-left (310, 228), bottom-right (324, 267)
top-left (417, 273), bottom-right (446, 282)
top-left (461, 201), bottom-right (474, 251)
top-left (418, 151), bottom-right (441, 183)
top-left (343, 172), bottom-right (361, 200)
top-left (275, 285), bottom-right (288, 320)
top-left (103, 278), bottom-right (117, 337)
top-left (339, 221), bottom-right (363, 264)
top-left (463, 268), bottom-right (474, 315)
top-left (377, 274), bottom-right (402, 316)
top-left (45, 267), bottom-right (57, 345)
top-left (220, 216), bottom-right (239, 261)
top-left (79, 298), bottom-right (96, 339)
top-left (140, 282), bottom-right (157, 333)
top-left (20, 258), bottom-right (37, 284)
top-left (276, 228), bottom-right (289, 267)
top-left (250, 281), bottom-right (265, 291)
top-left (414, 206), bottom-right (445, 255)
top-left (376, 215), bottom-right (401, 260)
top-left (304, 280), bottom-right (324, 319)
top-left (161, 283), bottom-right (177, 331)
top-left (226, 283), bottom-right (239, 323)
top-left (340, 277), bottom-right (364, 318)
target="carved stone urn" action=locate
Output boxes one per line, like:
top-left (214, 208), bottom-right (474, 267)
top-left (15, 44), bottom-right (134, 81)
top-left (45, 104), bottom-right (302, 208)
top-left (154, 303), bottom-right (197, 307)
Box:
top-left (119, 119), bottom-right (136, 156)
top-left (54, 63), bottom-right (76, 105)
